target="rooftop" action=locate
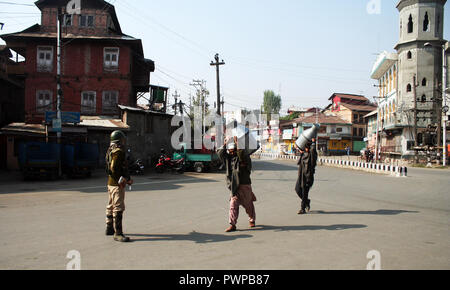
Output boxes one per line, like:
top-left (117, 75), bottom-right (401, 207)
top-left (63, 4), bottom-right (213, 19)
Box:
top-left (340, 102), bottom-right (378, 112)
top-left (281, 113), bottom-right (351, 127)
top-left (329, 93), bottom-right (370, 102)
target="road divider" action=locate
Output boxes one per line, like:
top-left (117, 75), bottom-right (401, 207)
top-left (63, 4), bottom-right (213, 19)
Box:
top-left (254, 153), bottom-right (408, 177)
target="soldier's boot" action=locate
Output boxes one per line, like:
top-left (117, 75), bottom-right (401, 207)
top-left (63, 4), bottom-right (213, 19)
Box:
top-left (113, 211), bottom-right (130, 242)
top-left (106, 215), bottom-right (114, 236)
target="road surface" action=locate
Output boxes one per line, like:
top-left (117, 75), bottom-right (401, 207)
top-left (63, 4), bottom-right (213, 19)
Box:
top-left (0, 160), bottom-right (449, 270)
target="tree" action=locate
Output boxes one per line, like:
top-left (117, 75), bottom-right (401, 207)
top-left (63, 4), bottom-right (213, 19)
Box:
top-left (263, 90), bottom-right (282, 119)
top-left (280, 111), bottom-right (301, 121)
top-left (188, 86), bottom-right (210, 121)
top-left (186, 86), bottom-right (211, 133)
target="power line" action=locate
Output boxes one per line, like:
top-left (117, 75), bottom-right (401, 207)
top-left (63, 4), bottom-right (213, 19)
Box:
top-left (106, 1), bottom-right (372, 87)
top-left (119, 0), bottom-right (214, 57)
top-left (0, 2), bottom-right (35, 6)
top-left (0, 12), bottom-right (40, 14)
top-left (115, 0), bottom-right (211, 61)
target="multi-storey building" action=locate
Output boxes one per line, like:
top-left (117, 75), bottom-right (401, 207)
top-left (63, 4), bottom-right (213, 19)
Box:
top-left (323, 93), bottom-right (377, 153)
top-left (280, 113), bottom-right (352, 155)
top-left (371, 0), bottom-right (447, 159)
top-left (0, 0), bottom-right (154, 123)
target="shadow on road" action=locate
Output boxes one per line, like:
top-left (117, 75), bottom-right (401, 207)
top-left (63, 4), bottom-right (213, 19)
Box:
top-left (127, 231), bottom-right (253, 244)
top-left (0, 173), bottom-right (219, 195)
top-left (310, 209), bottom-right (419, 215)
top-left (251, 224), bottom-right (367, 232)
top-left (253, 160), bottom-right (297, 171)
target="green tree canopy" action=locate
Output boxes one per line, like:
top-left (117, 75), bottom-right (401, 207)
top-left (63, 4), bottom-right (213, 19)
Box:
top-left (280, 111), bottom-right (301, 121)
top-left (263, 90), bottom-right (282, 119)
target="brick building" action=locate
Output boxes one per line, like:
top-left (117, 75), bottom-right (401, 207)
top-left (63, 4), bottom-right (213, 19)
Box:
top-left (0, 0), bottom-right (154, 123)
top-left (323, 93), bottom-right (377, 153)
top-left (280, 113), bottom-right (352, 155)
top-left (0, 45), bottom-right (25, 128)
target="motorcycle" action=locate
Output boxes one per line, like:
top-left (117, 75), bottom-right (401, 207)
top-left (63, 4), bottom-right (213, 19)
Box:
top-left (155, 154), bottom-right (185, 174)
top-left (130, 158), bottom-right (145, 175)
top-left (127, 149), bottom-right (145, 175)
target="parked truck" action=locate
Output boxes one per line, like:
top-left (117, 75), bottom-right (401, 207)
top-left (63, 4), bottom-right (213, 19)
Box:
top-left (18, 142), bottom-right (61, 180)
top-left (62, 143), bottom-right (99, 178)
top-left (18, 141), bottom-right (99, 180)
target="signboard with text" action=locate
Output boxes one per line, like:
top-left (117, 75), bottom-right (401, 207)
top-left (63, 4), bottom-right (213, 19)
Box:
top-left (45, 112), bottom-right (81, 124)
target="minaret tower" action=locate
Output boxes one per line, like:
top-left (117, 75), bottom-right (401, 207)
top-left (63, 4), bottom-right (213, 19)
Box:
top-left (395, 0), bottom-right (447, 129)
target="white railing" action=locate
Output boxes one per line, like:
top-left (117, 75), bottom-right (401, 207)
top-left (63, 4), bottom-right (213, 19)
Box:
top-left (253, 153), bottom-right (408, 177)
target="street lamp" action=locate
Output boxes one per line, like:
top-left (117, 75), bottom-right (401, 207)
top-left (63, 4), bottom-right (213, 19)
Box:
top-left (424, 42), bottom-right (447, 166)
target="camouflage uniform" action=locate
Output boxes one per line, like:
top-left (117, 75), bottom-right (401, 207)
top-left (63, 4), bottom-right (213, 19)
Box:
top-left (105, 141), bottom-right (131, 242)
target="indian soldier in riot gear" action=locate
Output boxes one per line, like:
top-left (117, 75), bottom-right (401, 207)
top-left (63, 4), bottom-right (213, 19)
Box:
top-left (105, 130), bottom-right (133, 242)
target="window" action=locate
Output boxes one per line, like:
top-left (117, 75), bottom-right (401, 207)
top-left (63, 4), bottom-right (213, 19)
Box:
top-left (63, 14), bottom-right (72, 27)
top-left (421, 95), bottom-right (426, 103)
top-left (354, 114), bottom-right (359, 122)
top-left (408, 14), bottom-right (413, 33)
top-left (400, 20), bottom-right (402, 37)
top-left (102, 91), bottom-right (119, 114)
top-left (423, 12), bottom-right (429, 31)
top-left (79, 15), bottom-right (94, 27)
top-left (436, 14), bottom-right (440, 35)
top-left (36, 90), bottom-right (52, 113)
top-left (104, 47), bottom-right (119, 70)
top-left (407, 51), bottom-right (412, 59)
top-left (359, 128), bottom-right (364, 137)
top-left (37, 46), bottom-right (53, 72)
top-left (407, 84), bottom-right (412, 92)
top-left (422, 78), bottom-right (427, 86)
top-left (336, 127), bottom-right (343, 133)
top-left (389, 70), bottom-right (393, 91)
top-left (353, 128), bottom-right (357, 136)
top-left (81, 91), bottom-right (96, 114)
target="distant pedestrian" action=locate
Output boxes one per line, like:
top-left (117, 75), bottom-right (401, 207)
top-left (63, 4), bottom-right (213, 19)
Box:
top-left (345, 146), bottom-right (351, 157)
top-left (294, 138), bottom-right (318, 214)
top-left (368, 149), bottom-right (374, 163)
top-left (217, 136), bottom-right (257, 232)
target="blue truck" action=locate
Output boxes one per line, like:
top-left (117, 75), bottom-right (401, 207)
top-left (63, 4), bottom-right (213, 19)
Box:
top-left (62, 143), bottom-right (99, 178)
top-left (18, 142), bottom-right (61, 180)
top-left (18, 142), bottom-right (99, 180)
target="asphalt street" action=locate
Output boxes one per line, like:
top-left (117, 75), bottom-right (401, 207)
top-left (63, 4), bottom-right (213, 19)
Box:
top-left (0, 160), bottom-right (449, 270)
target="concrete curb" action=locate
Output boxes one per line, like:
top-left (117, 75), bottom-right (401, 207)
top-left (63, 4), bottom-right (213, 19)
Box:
top-left (254, 153), bottom-right (408, 177)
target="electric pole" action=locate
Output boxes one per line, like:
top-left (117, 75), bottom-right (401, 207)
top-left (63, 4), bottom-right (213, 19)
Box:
top-left (436, 78), bottom-right (442, 164)
top-left (443, 45), bottom-right (448, 166)
top-left (210, 53), bottom-right (225, 116)
top-left (413, 74), bottom-right (418, 163)
top-left (172, 90), bottom-right (180, 115)
top-left (56, 6), bottom-right (63, 177)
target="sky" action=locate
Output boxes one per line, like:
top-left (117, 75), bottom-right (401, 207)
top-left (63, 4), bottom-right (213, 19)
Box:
top-left (1, 0), bottom-right (449, 115)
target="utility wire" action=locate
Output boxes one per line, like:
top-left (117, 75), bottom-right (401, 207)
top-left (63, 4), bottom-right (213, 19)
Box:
top-left (0, 2), bottom-right (35, 6)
